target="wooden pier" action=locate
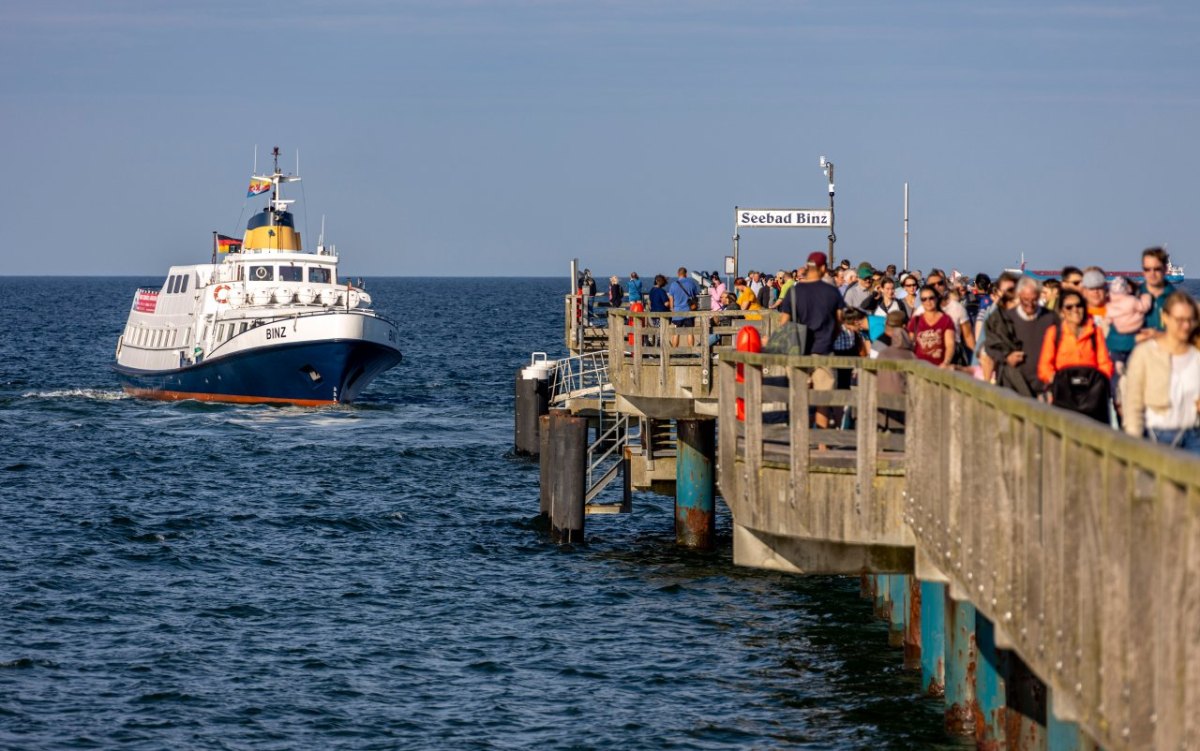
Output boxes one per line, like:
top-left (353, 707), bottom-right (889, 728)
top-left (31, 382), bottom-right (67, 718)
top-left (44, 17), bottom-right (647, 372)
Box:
top-left (530, 301), bottom-right (1200, 749)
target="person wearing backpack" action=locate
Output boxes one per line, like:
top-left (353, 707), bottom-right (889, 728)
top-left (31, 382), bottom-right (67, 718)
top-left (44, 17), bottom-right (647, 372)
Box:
top-left (1037, 289), bottom-right (1114, 423)
top-left (666, 266), bottom-right (701, 347)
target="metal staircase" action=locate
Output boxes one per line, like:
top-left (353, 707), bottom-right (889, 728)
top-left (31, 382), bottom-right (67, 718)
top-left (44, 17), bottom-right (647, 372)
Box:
top-left (548, 351), bottom-right (633, 512)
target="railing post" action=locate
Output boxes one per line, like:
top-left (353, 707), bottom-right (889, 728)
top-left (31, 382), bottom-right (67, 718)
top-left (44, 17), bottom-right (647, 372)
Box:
top-left (718, 357), bottom-right (737, 499)
top-left (745, 361), bottom-right (763, 508)
top-left (787, 364), bottom-right (810, 498)
top-left (856, 367), bottom-right (878, 532)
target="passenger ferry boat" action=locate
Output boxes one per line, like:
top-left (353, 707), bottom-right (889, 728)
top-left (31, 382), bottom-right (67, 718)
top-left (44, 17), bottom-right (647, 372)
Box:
top-left (1007, 253), bottom-right (1186, 285)
top-left (113, 149), bottom-right (402, 405)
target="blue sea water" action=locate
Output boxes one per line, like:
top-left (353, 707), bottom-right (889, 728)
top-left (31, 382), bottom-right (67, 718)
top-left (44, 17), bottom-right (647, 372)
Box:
top-left (1, 276), bottom-right (989, 749)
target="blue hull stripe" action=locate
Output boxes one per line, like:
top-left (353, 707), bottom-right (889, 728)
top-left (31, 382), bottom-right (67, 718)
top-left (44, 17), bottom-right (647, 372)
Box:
top-left (114, 339), bottom-right (401, 404)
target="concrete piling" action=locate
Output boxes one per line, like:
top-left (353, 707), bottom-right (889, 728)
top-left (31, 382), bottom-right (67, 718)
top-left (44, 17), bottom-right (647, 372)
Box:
top-left (674, 418), bottom-right (716, 549)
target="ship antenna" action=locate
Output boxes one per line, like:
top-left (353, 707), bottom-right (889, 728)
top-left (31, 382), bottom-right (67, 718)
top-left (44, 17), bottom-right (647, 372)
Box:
top-left (253, 144), bottom-right (257, 174)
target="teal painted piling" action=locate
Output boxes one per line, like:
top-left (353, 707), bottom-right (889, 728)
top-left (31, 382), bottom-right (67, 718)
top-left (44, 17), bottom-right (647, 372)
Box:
top-left (674, 419), bottom-right (715, 550)
top-left (944, 597), bottom-right (976, 735)
top-left (887, 574), bottom-right (907, 646)
top-left (919, 581), bottom-right (946, 696)
top-left (873, 575), bottom-right (891, 620)
top-left (974, 609), bottom-right (1007, 748)
top-left (1047, 690), bottom-right (1086, 751)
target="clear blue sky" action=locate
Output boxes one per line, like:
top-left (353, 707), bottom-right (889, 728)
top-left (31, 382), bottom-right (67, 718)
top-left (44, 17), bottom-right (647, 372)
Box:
top-left (2, 1), bottom-right (1197, 277)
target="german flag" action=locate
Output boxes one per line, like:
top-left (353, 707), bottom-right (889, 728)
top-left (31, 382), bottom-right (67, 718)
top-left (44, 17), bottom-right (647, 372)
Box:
top-left (217, 234), bottom-right (242, 253)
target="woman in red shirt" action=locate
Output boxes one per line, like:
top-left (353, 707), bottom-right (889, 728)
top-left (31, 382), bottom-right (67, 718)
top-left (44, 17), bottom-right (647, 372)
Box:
top-left (906, 285), bottom-right (955, 367)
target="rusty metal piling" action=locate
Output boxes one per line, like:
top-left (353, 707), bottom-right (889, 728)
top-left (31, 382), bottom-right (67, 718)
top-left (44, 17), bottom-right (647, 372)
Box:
top-left (674, 418), bottom-right (715, 550)
top-left (919, 581), bottom-right (945, 696)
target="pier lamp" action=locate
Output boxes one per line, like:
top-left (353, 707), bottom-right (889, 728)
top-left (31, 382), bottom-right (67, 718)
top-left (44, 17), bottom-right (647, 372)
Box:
top-left (819, 156), bottom-right (836, 267)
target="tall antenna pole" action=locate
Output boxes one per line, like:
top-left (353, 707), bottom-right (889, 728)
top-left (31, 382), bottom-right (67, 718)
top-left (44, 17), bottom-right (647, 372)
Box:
top-left (903, 182), bottom-right (910, 271)
top-left (732, 206), bottom-right (740, 282)
top-left (253, 145), bottom-right (258, 174)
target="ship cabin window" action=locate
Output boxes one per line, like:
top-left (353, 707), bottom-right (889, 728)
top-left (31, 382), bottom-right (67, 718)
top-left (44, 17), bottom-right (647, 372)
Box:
top-left (280, 266), bottom-right (303, 283)
top-left (180, 275), bottom-right (189, 293)
top-left (165, 276), bottom-right (176, 294)
top-left (239, 322), bottom-right (248, 334)
top-left (308, 267), bottom-right (331, 284)
top-left (172, 275), bottom-right (181, 294)
top-left (250, 265), bottom-right (274, 282)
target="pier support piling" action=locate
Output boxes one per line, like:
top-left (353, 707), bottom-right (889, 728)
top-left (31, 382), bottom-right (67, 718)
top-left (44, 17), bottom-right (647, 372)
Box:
top-left (514, 368), bottom-right (550, 456)
top-left (944, 597), bottom-right (977, 735)
top-left (919, 581), bottom-right (946, 696)
top-left (544, 409), bottom-right (587, 544)
top-left (674, 418), bottom-right (715, 550)
top-left (973, 609), bottom-right (1007, 749)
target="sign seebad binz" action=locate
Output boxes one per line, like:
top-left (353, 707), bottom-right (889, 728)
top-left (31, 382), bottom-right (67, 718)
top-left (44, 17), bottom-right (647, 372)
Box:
top-left (736, 208), bottom-right (831, 228)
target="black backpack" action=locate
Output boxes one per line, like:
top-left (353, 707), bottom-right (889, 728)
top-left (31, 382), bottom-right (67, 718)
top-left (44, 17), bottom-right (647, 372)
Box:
top-left (1049, 324), bottom-right (1110, 423)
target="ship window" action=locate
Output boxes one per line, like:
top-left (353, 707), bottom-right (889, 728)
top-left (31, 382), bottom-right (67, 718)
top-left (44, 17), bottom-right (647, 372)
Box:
top-left (250, 265), bottom-right (274, 281)
top-left (308, 267), bottom-right (330, 284)
top-left (216, 324), bottom-right (226, 341)
top-left (280, 266), bottom-right (303, 282)
top-left (239, 322), bottom-right (248, 334)
top-left (180, 275), bottom-right (189, 293)
top-left (172, 276), bottom-right (181, 294)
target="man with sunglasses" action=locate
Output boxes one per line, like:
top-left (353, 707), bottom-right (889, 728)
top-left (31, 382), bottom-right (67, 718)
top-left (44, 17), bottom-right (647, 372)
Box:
top-left (1139, 247), bottom-right (1177, 338)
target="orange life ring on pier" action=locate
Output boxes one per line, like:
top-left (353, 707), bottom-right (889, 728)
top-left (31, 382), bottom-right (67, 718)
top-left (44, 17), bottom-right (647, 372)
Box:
top-left (213, 284), bottom-right (231, 304)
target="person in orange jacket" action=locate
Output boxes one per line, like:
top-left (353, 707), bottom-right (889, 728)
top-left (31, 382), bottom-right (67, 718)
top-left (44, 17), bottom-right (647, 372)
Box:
top-left (1038, 289), bottom-right (1115, 382)
top-left (1038, 289), bottom-right (1115, 422)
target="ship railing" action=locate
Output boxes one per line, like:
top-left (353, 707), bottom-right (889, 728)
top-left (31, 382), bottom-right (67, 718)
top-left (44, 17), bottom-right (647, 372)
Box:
top-left (223, 306), bottom-right (400, 329)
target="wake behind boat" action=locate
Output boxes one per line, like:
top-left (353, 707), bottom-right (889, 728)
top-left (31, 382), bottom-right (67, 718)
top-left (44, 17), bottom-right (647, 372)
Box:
top-left (113, 148), bottom-right (402, 405)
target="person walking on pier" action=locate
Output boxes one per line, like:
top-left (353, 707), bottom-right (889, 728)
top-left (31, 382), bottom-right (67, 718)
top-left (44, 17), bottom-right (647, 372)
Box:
top-left (986, 276), bottom-right (1059, 398)
top-left (1037, 289), bottom-right (1114, 423)
top-left (1123, 291), bottom-right (1200, 453)
top-left (667, 267), bottom-right (700, 348)
top-left (708, 272), bottom-right (726, 311)
top-left (626, 272), bottom-right (644, 307)
top-left (608, 275), bottom-right (624, 311)
top-left (1139, 246), bottom-right (1178, 336)
top-left (907, 284), bottom-right (955, 368)
top-left (779, 259), bottom-right (845, 429)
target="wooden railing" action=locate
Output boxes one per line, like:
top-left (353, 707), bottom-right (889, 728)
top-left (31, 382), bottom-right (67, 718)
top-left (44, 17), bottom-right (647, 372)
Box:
top-left (719, 349), bottom-right (1200, 750)
top-left (606, 309), bottom-right (778, 405)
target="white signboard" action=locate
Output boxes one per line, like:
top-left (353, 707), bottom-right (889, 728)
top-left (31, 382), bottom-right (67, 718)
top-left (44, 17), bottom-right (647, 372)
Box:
top-left (724, 255), bottom-right (736, 274)
top-left (736, 208), bottom-right (831, 228)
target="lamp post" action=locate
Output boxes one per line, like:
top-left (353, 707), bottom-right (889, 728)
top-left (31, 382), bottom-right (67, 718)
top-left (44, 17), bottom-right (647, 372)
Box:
top-left (819, 155), bottom-right (836, 267)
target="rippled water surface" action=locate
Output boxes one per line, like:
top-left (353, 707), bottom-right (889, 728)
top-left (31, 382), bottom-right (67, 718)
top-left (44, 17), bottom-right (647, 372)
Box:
top-left (0, 276), bottom-right (967, 749)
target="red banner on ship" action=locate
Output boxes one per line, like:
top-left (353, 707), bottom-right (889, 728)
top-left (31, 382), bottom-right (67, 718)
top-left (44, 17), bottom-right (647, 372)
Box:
top-left (135, 290), bottom-right (159, 313)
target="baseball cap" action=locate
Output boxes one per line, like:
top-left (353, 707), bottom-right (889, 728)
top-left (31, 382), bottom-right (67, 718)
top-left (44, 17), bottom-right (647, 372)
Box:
top-left (806, 251), bottom-right (827, 267)
top-left (857, 266), bottom-right (873, 280)
top-left (1081, 269), bottom-right (1106, 289)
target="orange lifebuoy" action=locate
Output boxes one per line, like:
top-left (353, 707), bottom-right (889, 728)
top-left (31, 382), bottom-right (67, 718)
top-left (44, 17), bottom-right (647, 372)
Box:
top-left (213, 284), bottom-right (231, 304)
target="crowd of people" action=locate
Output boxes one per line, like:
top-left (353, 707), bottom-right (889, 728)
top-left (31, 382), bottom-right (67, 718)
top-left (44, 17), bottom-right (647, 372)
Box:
top-left (589, 247), bottom-right (1199, 454)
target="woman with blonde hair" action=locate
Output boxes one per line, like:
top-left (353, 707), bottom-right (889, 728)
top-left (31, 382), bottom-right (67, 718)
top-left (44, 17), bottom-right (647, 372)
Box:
top-left (1123, 291), bottom-right (1200, 452)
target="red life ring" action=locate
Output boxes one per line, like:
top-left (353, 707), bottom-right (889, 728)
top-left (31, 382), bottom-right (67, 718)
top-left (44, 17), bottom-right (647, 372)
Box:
top-left (213, 284), bottom-right (231, 304)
